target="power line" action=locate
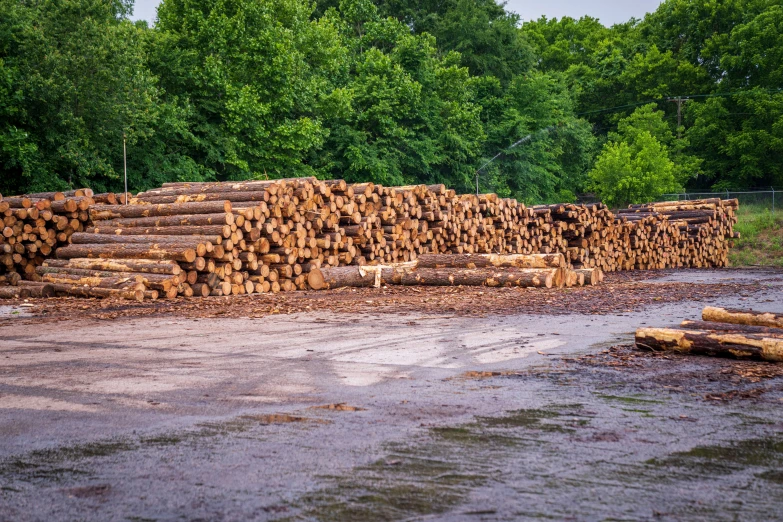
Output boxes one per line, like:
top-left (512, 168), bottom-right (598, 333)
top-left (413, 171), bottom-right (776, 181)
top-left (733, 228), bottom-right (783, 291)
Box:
top-left (576, 88), bottom-right (783, 117)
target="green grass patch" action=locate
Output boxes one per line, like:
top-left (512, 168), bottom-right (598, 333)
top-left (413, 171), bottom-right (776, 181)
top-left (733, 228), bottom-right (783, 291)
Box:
top-left (729, 204), bottom-right (783, 267)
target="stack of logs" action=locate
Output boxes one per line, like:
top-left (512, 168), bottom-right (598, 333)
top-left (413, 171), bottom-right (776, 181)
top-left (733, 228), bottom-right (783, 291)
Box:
top-left (1, 189), bottom-right (96, 281)
top-left (0, 178), bottom-right (738, 300)
top-left (636, 306), bottom-right (783, 362)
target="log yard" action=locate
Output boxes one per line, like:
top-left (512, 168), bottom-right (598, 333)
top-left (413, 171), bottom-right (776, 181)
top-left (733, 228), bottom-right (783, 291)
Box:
top-left (2, 180), bottom-right (782, 520)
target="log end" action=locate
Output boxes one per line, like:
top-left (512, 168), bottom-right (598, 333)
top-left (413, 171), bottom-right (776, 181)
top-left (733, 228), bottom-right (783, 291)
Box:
top-left (307, 269), bottom-right (325, 291)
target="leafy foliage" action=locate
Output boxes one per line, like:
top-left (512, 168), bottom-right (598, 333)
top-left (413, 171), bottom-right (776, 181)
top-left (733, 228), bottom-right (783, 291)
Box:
top-left (2, 0), bottom-right (782, 201)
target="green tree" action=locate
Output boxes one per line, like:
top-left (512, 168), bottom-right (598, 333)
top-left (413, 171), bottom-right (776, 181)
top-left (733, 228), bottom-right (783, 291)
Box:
top-left (312, 3), bottom-right (485, 188)
top-left (153, 0), bottom-right (347, 181)
top-left (590, 106), bottom-right (681, 207)
top-left (0, 0), bottom-right (166, 194)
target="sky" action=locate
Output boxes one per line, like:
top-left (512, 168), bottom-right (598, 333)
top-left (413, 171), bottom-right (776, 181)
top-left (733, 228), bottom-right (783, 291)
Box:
top-left (130, 0), bottom-right (663, 27)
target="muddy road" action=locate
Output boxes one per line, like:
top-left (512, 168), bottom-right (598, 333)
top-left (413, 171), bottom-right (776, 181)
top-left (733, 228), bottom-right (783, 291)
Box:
top-left (1, 268), bottom-right (782, 521)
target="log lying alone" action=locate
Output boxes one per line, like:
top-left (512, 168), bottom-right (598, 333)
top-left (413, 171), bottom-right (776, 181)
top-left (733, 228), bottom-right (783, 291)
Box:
top-left (415, 253), bottom-right (565, 269)
top-left (635, 327), bottom-right (783, 362)
top-left (702, 306), bottom-right (783, 329)
top-left (308, 265), bottom-right (559, 290)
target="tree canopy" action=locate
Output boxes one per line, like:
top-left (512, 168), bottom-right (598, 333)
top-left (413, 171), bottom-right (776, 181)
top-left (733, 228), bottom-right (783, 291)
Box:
top-left (1, 0), bottom-right (781, 202)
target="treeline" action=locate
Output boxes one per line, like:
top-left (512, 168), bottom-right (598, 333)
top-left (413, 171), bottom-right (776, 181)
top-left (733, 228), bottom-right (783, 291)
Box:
top-left (1, 0), bottom-right (781, 205)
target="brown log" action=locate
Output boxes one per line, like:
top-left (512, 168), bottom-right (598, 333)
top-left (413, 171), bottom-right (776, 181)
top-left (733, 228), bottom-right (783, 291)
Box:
top-left (415, 253), bottom-right (565, 269)
top-left (56, 244), bottom-right (197, 263)
top-left (635, 327), bottom-right (783, 362)
top-left (89, 213), bottom-right (235, 228)
top-left (70, 232), bottom-right (222, 246)
top-left (680, 320), bottom-right (783, 337)
top-left (0, 286), bottom-right (21, 299)
top-left (47, 283), bottom-right (153, 301)
top-left (702, 306), bottom-right (783, 328)
top-left (43, 258), bottom-right (182, 275)
top-left (87, 225), bottom-right (232, 238)
top-left (389, 267), bottom-right (556, 288)
top-left (90, 201), bottom-right (232, 220)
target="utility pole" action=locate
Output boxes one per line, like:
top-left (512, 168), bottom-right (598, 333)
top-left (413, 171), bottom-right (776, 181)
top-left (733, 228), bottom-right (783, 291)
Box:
top-left (668, 97), bottom-right (687, 138)
top-left (123, 133), bottom-right (128, 205)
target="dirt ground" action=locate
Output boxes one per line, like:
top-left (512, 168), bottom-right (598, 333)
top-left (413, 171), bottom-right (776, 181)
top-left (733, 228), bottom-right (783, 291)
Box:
top-left (1, 268), bottom-right (782, 521)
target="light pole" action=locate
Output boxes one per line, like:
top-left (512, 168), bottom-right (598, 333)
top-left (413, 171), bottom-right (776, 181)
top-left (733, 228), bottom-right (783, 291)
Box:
top-left (123, 133), bottom-right (128, 205)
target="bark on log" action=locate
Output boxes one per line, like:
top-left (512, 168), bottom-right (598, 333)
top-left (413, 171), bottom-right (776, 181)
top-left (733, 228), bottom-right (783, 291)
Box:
top-left (415, 253), bottom-right (564, 269)
top-left (44, 258), bottom-right (182, 275)
top-left (48, 283), bottom-right (154, 301)
top-left (702, 306), bottom-right (783, 328)
top-left (56, 244), bottom-right (197, 263)
top-left (70, 232), bottom-right (222, 247)
top-left (635, 327), bottom-right (783, 362)
top-left (88, 213), bottom-right (235, 228)
top-left (87, 225), bottom-right (232, 238)
top-left (90, 201), bottom-right (232, 220)
top-left (680, 320), bottom-right (783, 337)
top-left (389, 267), bottom-right (556, 288)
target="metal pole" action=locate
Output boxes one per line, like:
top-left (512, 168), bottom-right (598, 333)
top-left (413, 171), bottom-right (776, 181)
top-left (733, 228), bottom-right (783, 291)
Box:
top-left (773, 187), bottom-right (776, 213)
top-left (123, 133), bottom-right (128, 205)
top-left (476, 172), bottom-right (479, 197)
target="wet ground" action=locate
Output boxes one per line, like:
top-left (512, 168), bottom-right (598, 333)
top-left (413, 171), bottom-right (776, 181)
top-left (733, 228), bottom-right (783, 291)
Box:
top-left (1, 268), bottom-right (783, 521)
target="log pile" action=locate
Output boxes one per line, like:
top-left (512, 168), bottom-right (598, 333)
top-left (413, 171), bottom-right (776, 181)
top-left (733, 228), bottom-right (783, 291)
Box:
top-left (1, 189), bottom-right (98, 281)
top-left (0, 178), bottom-right (739, 300)
top-left (635, 306), bottom-right (783, 362)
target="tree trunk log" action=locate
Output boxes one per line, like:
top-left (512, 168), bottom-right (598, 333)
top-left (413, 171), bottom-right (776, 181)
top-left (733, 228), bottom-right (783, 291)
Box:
top-left (56, 244), bottom-right (197, 263)
top-left (635, 327), bottom-right (783, 362)
top-left (48, 283), bottom-right (154, 301)
top-left (415, 253), bottom-right (564, 269)
top-left (44, 258), bottom-right (182, 275)
top-left (680, 320), bottom-right (783, 337)
top-left (89, 213), bottom-right (235, 228)
top-left (90, 201), bottom-right (232, 220)
top-left (86, 225), bottom-right (232, 238)
top-left (702, 306), bottom-right (783, 328)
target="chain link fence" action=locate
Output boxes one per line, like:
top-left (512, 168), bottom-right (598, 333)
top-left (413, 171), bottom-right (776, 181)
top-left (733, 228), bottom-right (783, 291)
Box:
top-left (657, 189), bottom-right (781, 212)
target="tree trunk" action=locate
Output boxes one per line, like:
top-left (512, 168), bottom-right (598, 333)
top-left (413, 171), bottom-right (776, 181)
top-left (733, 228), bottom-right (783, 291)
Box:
top-left (415, 253), bottom-right (564, 269)
top-left (635, 327), bottom-right (783, 362)
top-left (90, 201), bottom-right (232, 220)
top-left (44, 258), bottom-right (182, 275)
top-left (57, 244), bottom-right (197, 263)
top-left (702, 306), bottom-right (783, 328)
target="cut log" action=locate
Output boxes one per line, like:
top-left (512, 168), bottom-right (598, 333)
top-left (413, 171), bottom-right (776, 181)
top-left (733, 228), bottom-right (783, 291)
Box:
top-left (43, 258), bottom-right (182, 275)
top-left (680, 320), bottom-right (783, 337)
top-left (90, 201), bottom-right (232, 220)
top-left (56, 244), bottom-right (197, 263)
top-left (415, 253), bottom-right (564, 269)
top-left (702, 306), bottom-right (783, 328)
top-left (388, 267), bottom-right (556, 288)
top-left (635, 327), bottom-right (783, 362)
top-left (47, 283), bottom-right (154, 301)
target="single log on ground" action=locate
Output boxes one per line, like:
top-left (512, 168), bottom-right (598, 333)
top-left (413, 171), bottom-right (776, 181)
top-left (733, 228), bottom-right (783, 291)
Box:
top-left (635, 327), bottom-right (783, 362)
top-left (44, 258), bottom-right (182, 275)
top-left (90, 201), bottom-right (232, 220)
top-left (388, 268), bottom-right (556, 288)
top-left (307, 266), bottom-right (380, 290)
top-left (56, 244), bottom-right (197, 263)
top-left (702, 306), bottom-right (783, 328)
top-left (415, 253), bottom-right (565, 269)
top-left (680, 320), bottom-right (783, 337)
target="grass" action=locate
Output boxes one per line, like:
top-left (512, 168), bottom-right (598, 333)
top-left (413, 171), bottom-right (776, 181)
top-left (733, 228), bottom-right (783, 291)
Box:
top-left (729, 204), bottom-right (783, 267)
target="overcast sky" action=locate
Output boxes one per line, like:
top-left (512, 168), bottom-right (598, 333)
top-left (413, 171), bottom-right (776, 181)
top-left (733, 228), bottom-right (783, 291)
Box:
top-left (130, 0), bottom-right (663, 27)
